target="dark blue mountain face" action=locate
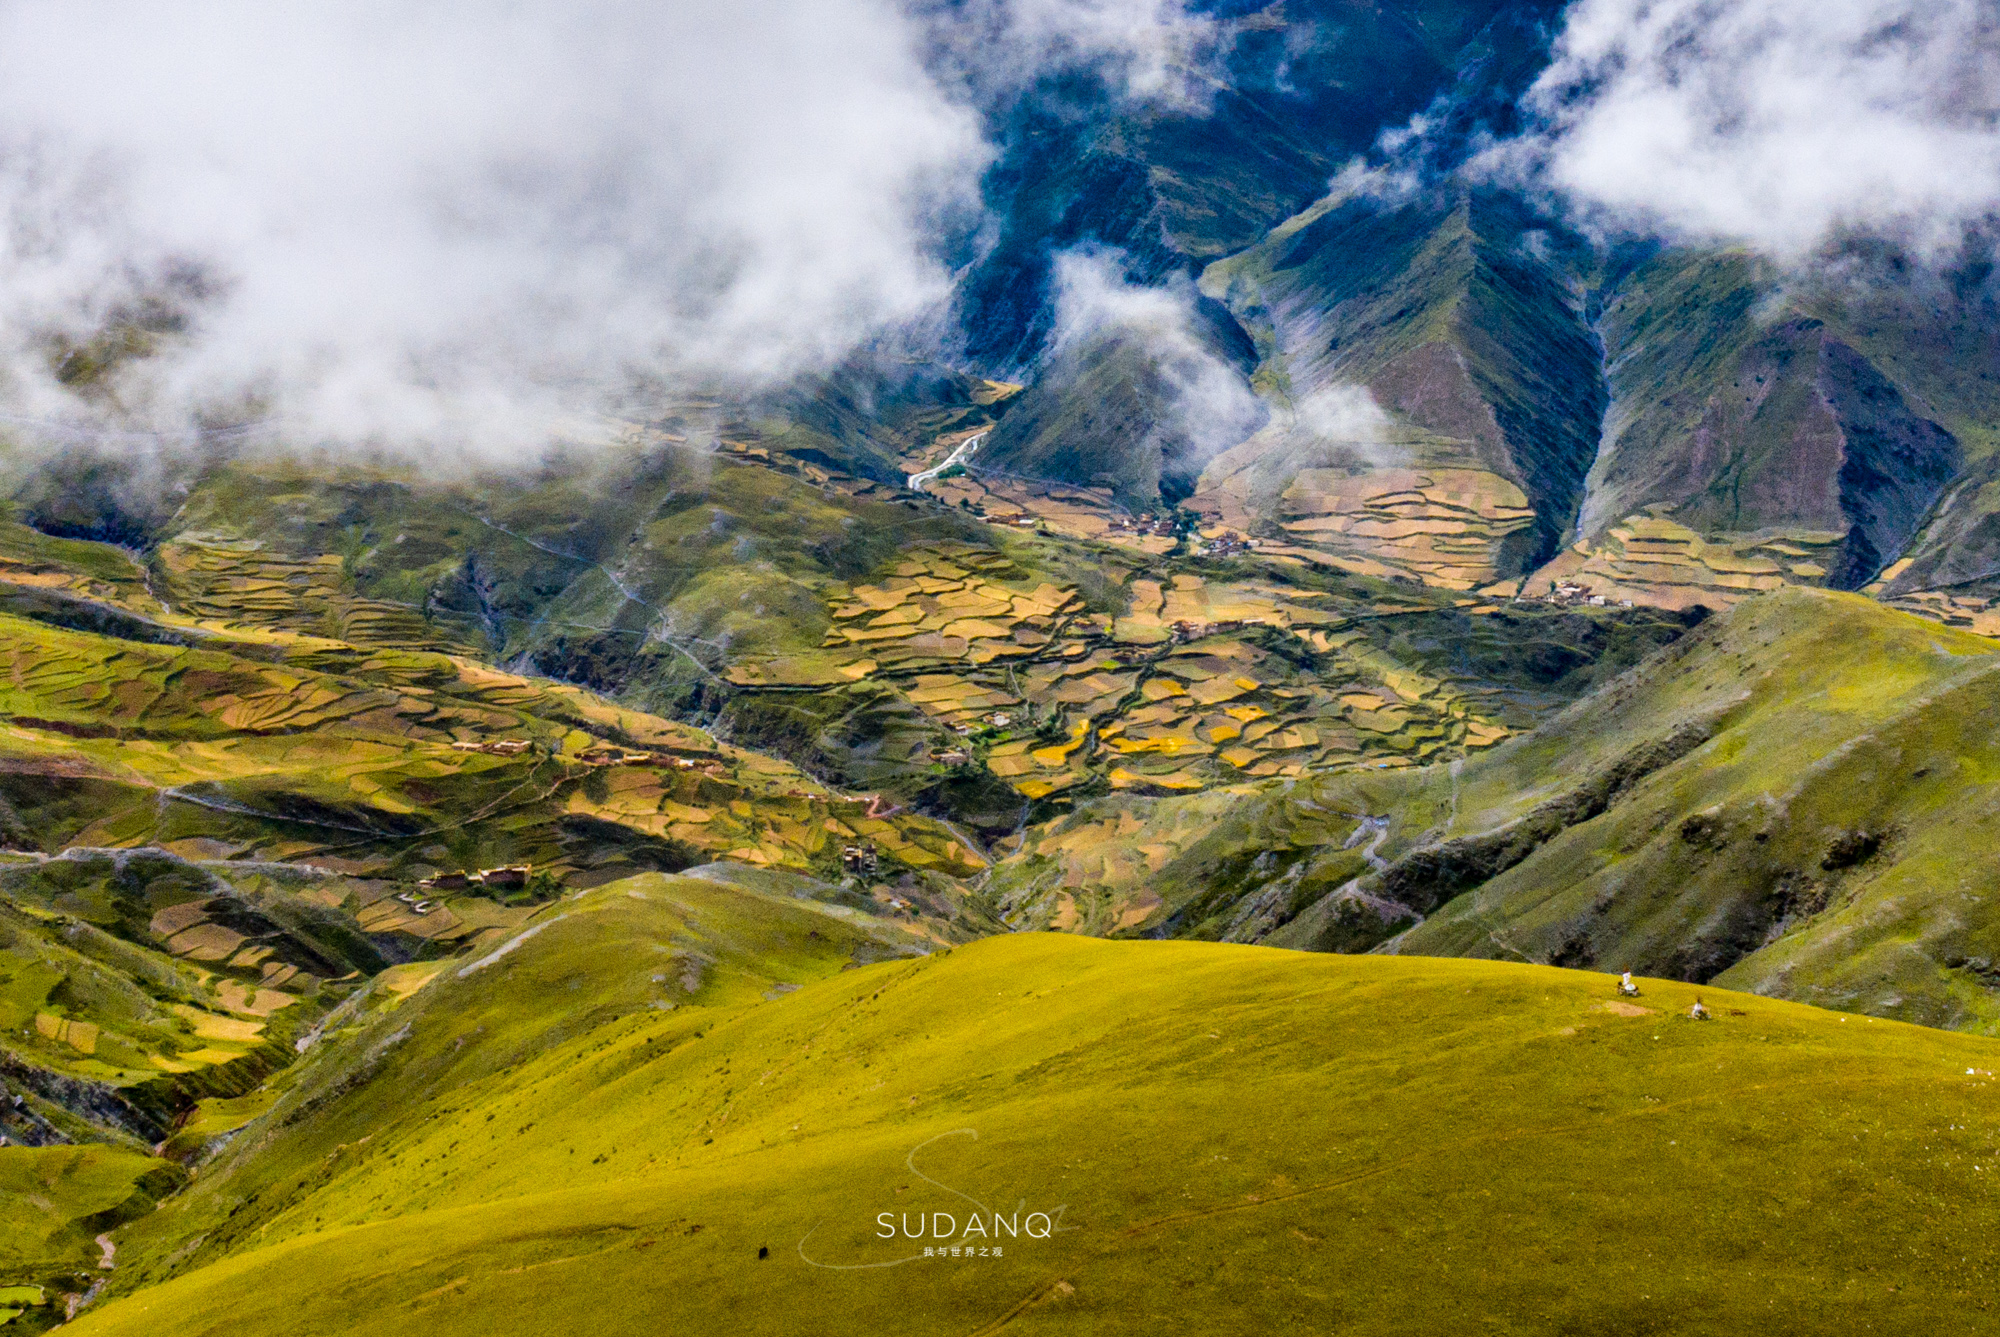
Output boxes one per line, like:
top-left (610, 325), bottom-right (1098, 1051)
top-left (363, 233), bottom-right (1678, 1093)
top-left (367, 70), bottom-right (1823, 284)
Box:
top-left (846, 4), bottom-right (2000, 606)
top-left (950, 1), bottom-right (1564, 374)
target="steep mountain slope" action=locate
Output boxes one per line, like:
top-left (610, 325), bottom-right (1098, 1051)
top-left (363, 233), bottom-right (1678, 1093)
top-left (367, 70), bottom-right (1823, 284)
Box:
top-left (1187, 192), bottom-right (2000, 621)
top-left (956, 0), bottom-right (1562, 369)
top-left (0, 850), bottom-right (394, 1152)
top-left (67, 906), bottom-right (2000, 1336)
top-left (988, 588), bottom-right (2000, 1032)
top-left (1199, 189), bottom-right (1604, 588)
top-left (949, 1), bottom-right (1567, 508)
top-left (974, 316), bottom-right (1263, 511)
top-left (1535, 249), bottom-right (1988, 605)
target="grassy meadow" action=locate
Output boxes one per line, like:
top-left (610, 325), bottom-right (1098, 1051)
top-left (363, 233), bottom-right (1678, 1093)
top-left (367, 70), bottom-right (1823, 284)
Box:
top-left (56, 875), bottom-right (2000, 1336)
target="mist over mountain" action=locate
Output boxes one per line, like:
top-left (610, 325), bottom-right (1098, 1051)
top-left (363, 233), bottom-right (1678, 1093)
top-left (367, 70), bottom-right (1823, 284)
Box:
top-left (5, 1), bottom-right (1991, 463)
top-left (0, 0), bottom-right (991, 453)
top-left (1492, 0), bottom-right (2000, 259)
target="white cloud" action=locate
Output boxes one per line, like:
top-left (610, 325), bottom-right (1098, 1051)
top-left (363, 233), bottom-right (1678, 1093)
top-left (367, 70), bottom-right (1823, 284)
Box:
top-left (922, 0), bottom-right (1221, 109)
top-left (1490, 0), bottom-right (2000, 260)
top-left (1288, 382), bottom-right (1392, 448)
top-left (1050, 247), bottom-right (1264, 473)
top-left (0, 0), bottom-right (992, 457)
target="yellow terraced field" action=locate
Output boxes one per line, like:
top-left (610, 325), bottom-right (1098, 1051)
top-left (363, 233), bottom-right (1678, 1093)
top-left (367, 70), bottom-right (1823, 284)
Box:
top-left (1272, 468), bottom-right (1538, 590)
top-left (1530, 516), bottom-right (1847, 610)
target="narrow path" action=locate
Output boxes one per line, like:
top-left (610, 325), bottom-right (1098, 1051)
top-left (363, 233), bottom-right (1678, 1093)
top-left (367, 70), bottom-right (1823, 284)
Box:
top-left (1322, 816), bottom-right (1409, 927)
top-left (907, 432), bottom-right (986, 493)
top-left (96, 1231), bottom-right (115, 1270)
top-left (157, 787), bottom-right (383, 836)
top-left (1344, 815), bottom-right (1391, 873)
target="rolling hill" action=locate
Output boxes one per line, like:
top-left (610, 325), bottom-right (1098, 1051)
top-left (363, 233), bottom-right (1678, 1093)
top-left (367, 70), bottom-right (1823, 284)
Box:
top-left (53, 890), bottom-right (2000, 1336)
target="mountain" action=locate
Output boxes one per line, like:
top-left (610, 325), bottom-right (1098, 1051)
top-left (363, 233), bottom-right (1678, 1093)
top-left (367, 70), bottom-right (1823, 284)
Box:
top-left (1532, 248), bottom-right (2000, 608)
top-left (1197, 188), bottom-right (1604, 588)
top-left (954, 0), bottom-right (1564, 370)
top-left (973, 310), bottom-right (1263, 512)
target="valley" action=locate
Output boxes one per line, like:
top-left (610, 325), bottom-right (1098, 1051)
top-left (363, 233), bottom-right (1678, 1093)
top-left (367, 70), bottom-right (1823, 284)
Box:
top-left (3, 0), bottom-right (1999, 1329)
top-left (1, 423), bottom-right (1995, 1329)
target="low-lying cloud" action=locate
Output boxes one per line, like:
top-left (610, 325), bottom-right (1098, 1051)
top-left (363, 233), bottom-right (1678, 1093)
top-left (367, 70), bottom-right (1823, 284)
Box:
top-left (1050, 247), bottom-right (1265, 478)
top-left (920, 0), bottom-right (1220, 108)
top-left (0, 1), bottom-right (1232, 459)
top-left (0, 1), bottom-right (995, 457)
top-left (1489, 0), bottom-right (2000, 261)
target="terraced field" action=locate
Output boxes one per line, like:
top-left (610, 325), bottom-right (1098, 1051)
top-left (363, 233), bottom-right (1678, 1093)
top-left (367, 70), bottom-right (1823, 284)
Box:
top-left (0, 601), bottom-right (978, 887)
top-left (1202, 464), bottom-right (1539, 591)
top-left (0, 867), bottom-right (297, 1149)
top-left (8, 435), bottom-right (1984, 1330)
top-left (0, 510), bottom-right (158, 612)
top-left (156, 534), bottom-right (480, 653)
top-left (985, 588), bottom-right (2000, 1033)
top-left (729, 543), bottom-right (1535, 802)
top-left (0, 442), bottom-right (1717, 850)
top-left (1871, 575), bottom-right (2000, 637)
top-left (1529, 515), bottom-right (1847, 609)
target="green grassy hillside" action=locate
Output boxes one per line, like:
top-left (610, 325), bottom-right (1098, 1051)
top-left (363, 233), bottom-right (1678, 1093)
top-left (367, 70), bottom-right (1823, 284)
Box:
top-left (0, 1144), bottom-right (181, 1321)
top-left (63, 908), bottom-right (2000, 1336)
top-left (5, 438), bottom-right (1707, 834)
top-left (988, 587), bottom-right (2000, 1030)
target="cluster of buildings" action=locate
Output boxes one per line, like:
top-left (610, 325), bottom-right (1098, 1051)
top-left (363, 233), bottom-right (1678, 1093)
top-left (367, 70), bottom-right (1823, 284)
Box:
top-left (1537, 580), bottom-right (1636, 609)
top-left (450, 739), bottom-right (535, 756)
top-left (418, 863), bottom-right (534, 893)
top-left (1188, 531), bottom-right (1258, 558)
top-left (575, 745), bottom-right (715, 772)
top-left (1545, 580), bottom-right (1608, 607)
top-left (1107, 514), bottom-right (1180, 538)
top-left (1170, 618), bottom-right (1248, 642)
top-left (448, 738), bottom-right (723, 774)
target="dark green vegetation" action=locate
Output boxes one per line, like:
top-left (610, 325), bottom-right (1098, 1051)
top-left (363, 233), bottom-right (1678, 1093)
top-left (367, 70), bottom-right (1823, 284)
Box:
top-left (55, 920), bottom-right (2000, 1336)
